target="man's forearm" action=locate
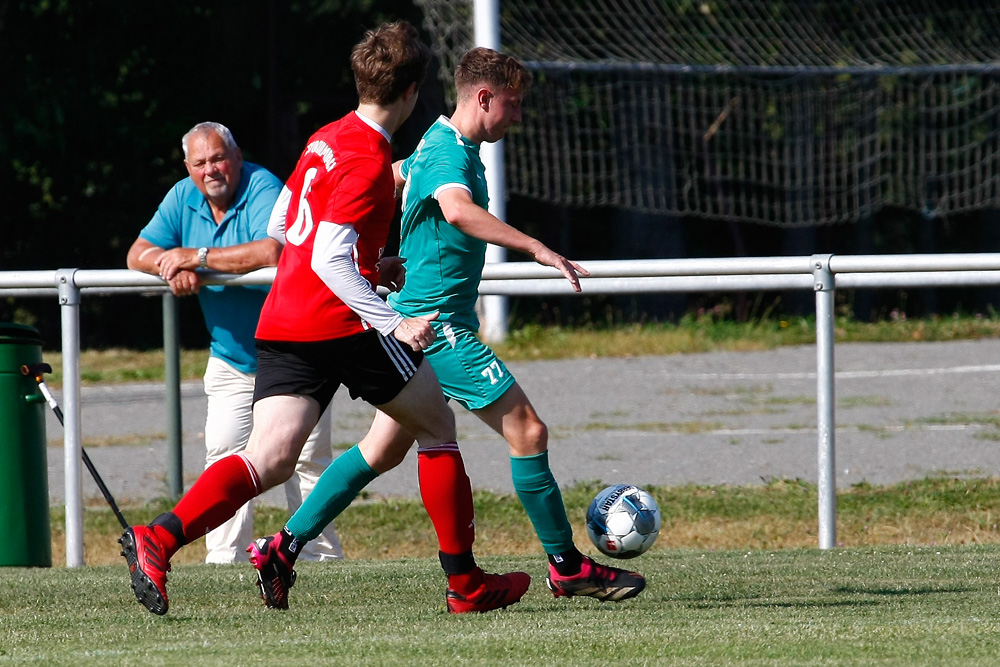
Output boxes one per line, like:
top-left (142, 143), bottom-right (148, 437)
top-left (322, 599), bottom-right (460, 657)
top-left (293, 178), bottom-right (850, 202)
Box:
top-left (199, 239), bottom-right (281, 274)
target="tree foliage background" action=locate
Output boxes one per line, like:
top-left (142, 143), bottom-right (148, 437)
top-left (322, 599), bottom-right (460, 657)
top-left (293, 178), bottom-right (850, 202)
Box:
top-left (3, 1), bottom-right (999, 350)
top-left (0, 0), bottom-right (444, 348)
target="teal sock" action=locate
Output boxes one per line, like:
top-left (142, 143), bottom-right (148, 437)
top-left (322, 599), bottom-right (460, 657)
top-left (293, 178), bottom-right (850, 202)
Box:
top-left (286, 444), bottom-right (377, 543)
top-left (510, 451), bottom-right (575, 554)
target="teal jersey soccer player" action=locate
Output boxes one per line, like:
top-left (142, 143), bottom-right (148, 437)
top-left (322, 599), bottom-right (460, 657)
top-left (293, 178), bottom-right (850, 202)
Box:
top-left (387, 117), bottom-right (514, 411)
top-left (391, 116), bottom-right (489, 331)
top-left (386, 47), bottom-right (648, 601)
top-left (274, 46), bottom-right (647, 611)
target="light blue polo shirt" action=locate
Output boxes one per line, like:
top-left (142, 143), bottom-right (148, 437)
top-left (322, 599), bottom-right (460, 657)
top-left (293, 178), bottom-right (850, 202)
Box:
top-left (138, 162), bottom-right (282, 373)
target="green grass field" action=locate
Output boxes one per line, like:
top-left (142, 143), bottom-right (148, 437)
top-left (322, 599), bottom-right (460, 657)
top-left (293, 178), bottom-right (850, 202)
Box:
top-left (5, 477), bottom-right (1000, 664)
top-left (3, 546), bottom-right (999, 665)
top-left (13, 319), bottom-right (1000, 663)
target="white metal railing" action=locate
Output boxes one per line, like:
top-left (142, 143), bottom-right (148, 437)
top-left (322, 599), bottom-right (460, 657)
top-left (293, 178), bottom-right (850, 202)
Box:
top-left (5, 254), bottom-right (1000, 565)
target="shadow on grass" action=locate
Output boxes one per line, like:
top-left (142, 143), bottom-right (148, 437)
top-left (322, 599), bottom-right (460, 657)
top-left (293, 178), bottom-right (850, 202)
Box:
top-left (679, 584), bottom-right (972, 610)
top-left (831, 585), bottom-right (973, 596)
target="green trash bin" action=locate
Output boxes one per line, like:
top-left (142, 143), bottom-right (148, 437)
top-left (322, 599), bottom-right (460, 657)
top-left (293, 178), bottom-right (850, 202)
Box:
top-left (0, 323), bottom-right (52, 567)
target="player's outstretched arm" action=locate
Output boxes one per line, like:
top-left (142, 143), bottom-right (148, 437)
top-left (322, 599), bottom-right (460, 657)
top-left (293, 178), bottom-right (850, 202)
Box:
top-left (528, 244), bottom-right (589, 293)
top-left (438, 187), bottom-right (589, 292)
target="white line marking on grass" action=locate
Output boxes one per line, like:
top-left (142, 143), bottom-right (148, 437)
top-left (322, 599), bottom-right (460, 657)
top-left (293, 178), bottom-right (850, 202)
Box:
top-left (569, 424), bottom-right (990, 437)
top-left (669, 364), bottom-right (1000, 381)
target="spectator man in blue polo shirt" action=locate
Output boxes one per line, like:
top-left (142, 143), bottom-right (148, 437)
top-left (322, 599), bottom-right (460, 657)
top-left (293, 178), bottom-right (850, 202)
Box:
top-left (126, 121), bottom-right (343, 564)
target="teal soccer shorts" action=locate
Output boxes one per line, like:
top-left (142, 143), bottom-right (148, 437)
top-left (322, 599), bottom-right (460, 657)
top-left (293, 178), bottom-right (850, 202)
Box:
top-left (425, 320), bottom-right (516, 411)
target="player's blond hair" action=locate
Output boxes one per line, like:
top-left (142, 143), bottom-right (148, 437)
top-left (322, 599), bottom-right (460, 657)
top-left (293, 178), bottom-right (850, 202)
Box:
top-left (455, 47), bottom-right (533, 99)
top-left (351, 21), bottom-right (431, 106)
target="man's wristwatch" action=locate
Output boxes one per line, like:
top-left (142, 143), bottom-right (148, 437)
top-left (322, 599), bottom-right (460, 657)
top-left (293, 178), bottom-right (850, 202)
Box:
top-left (197, 246), bottom-right (209, 269)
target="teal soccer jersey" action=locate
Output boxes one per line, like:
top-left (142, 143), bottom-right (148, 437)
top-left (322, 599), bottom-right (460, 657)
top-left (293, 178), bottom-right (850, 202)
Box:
top-left (388, 116), bottom-right (489, 330)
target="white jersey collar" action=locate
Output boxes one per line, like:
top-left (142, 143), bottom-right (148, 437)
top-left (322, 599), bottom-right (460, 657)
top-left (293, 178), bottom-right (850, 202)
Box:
top-left (437, 115), bottom-right (462, 134)
top-left (354, 111), bottom-right (391, 143)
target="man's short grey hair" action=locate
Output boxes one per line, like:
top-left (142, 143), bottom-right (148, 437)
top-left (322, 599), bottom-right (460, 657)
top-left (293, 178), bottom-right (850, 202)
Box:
top-left (181, 122), bottom-right (238, 160)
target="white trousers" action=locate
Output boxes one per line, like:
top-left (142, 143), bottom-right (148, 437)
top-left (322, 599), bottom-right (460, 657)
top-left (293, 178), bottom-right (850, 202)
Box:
top-left (203, 356), bottom-right (344, 564)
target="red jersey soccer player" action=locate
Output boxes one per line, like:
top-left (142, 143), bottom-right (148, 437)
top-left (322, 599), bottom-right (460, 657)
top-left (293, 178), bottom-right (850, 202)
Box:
top-left (119, 21), bottom-right (528, 616)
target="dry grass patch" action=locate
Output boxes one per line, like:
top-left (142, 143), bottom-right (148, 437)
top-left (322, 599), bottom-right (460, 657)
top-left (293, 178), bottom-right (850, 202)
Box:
top-left (49, 477), bottom-right (1000, 568)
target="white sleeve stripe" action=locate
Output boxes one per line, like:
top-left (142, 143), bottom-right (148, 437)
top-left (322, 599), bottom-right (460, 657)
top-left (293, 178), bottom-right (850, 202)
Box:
top-left (310, 221), bottom-right (403, 336)
top-left (432, 183), bottom-right (472, 200)
top-left (267, 185), bottom-right (293, 244)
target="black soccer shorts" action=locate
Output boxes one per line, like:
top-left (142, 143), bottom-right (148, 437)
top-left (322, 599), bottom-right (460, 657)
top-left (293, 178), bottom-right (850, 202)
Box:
top-left (253, 329), bottom-right (424, 408)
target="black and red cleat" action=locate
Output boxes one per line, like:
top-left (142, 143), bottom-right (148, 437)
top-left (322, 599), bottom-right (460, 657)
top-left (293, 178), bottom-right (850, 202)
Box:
top-left (545, 555), bottom-right (645, 602)
top-left (446, 569), bottom-right (531, 613)
top-left (119, 525), bottom-right (172, 615)
top-left (247, 532), bottom-right (297, 609)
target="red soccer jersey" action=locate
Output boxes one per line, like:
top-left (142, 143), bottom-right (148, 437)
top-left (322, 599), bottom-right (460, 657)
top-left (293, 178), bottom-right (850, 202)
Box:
top-left (257, 113), bottom-right (395, 341)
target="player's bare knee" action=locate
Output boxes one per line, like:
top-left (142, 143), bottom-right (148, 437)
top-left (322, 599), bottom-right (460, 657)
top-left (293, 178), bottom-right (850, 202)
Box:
top-left (370, 444), bottom-right (410, 472)
top-left (508, 419), bottom-right (548, 457)
top-left (359, 434), bottom-right (413, 473)
top-left (254, 452), bottom-right (300, 489)
top-left (407, 409), bottom-right (456, 446)
top-left (527, 417), bottom-right (548, 449)
top-left (278, 455), bottom-right (300, 481)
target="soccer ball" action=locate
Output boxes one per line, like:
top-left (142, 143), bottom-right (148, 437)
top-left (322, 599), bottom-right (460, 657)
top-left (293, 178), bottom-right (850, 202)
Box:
top-left (585, 484), bottom-right (661, 559)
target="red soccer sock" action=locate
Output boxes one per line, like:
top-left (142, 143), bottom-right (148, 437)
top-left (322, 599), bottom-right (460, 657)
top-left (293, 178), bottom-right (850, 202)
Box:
top-left (172, 454), bottom-right (261, 544)
top-left (417, 444), bottom-right (476, 558)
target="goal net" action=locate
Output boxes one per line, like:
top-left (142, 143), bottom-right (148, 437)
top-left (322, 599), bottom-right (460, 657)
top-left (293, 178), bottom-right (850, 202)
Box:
top-left (415, 0), bottom-right (1000, 227)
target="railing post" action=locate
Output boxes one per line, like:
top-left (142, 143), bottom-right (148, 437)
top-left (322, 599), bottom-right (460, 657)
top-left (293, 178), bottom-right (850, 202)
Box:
top-left (162, 293), bottom-right (183, 501)
top-left (811, 254), bottom-right (837, 550)
top-left (56, 269), bottom-right (84, 567)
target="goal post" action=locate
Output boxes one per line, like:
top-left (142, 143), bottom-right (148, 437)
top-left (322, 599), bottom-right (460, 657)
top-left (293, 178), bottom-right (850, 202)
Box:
top-left (473, 0), bottom-right (508, 342)
top-left (415, 0), bottom-right (1000, 228)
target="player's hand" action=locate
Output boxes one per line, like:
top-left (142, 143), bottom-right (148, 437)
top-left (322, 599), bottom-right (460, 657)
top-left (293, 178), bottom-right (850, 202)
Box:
top-left (532, 246), bottom-right (589, 293)
top-left (392, 311), bottom-right (439, 351)
top-left (165, 269), bottom-right (201, 296)
top-left (155, 247), bottom-right (199, 281)
top-left (377, 256), bottom-right (407, 292)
